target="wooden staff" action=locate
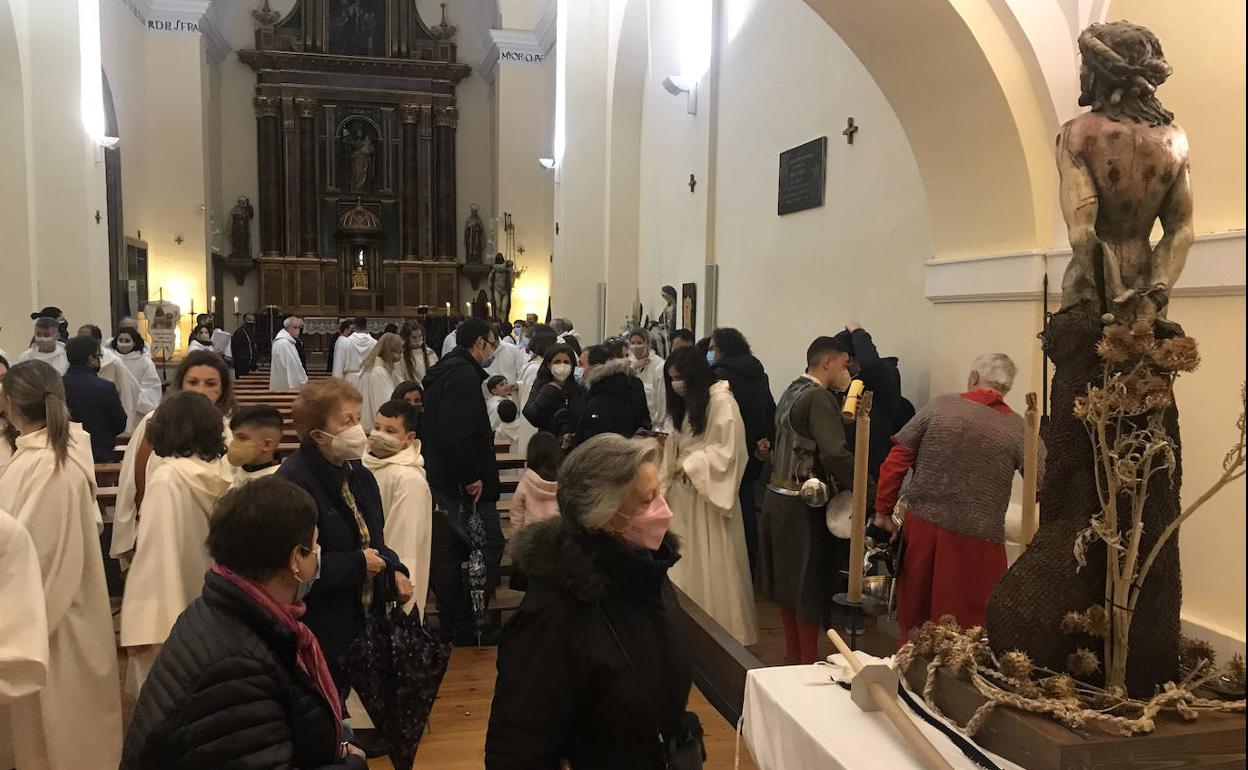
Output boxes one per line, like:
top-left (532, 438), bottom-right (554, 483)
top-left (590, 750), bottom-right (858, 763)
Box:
top-left (828, 628), bottom-right (955, 770)
top-left (847, 390), bottom-right (874, 603)
top-left (1021, 392), bottom-right (1040, 547)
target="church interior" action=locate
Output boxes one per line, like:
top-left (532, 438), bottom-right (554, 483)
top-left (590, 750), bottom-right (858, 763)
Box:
top-left (0, 0), bottom-right (1244, 768)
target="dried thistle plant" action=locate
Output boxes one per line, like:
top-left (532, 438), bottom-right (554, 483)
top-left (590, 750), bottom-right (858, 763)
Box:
top-left (1068, 648), bottom-right (1102, 677)
top-left (1072, 320), bottom-right (1246, 691)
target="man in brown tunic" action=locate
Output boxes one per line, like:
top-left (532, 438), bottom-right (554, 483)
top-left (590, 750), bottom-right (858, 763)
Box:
top-left (759, 336), bottom-right (870, 664)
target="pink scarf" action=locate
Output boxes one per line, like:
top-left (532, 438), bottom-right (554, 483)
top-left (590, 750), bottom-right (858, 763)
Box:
top-left (212, 564), bottom-right (344, 745)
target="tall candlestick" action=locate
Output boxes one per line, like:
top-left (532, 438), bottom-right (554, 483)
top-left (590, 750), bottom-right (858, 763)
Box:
top-left (847, 390), bottom-right (873, 604)
top-left (1021, 392), bottom-right (1041, 547)
top-left (233, 296), bottom-right (239, 314)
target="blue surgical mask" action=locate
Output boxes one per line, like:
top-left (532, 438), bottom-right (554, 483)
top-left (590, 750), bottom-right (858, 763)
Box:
top-left (295, 546), bottom-right (321, 603)
top-left (706, 350), bottom-right (716, 365)
top-left (482, 352), bottom-right (496, 368)
top-left (573, 366), bottom-right (584, 383)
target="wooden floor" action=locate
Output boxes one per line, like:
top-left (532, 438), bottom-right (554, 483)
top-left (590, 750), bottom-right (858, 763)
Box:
top-left (371, 646), bottom-right (757, 770)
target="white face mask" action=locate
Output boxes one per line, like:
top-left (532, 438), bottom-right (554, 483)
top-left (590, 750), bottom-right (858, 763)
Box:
top-left (551, 363), bottom-right (573, 382)
top-left (630, 343), bottom-right (649, 359)
top-left (318, 424), bottom-right (368, 462)
top-left (34, 337), bottom-right (58, 353)
top-left (368, 430), bottom-right (403, 458)
top-left (671, 380), bottom-right (687, 397)
top-left (116, 339), bottom-right (135, 354)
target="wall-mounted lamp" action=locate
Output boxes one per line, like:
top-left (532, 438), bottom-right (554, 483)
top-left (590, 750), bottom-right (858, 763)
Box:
top-left (661, 75), bottom-right (698, 115)
top-left (538, 158), bottom-right (556, 169)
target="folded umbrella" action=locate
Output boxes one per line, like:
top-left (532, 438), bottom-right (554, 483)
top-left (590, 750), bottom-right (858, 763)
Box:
top-left (345, 572), bottom-right (452, 770)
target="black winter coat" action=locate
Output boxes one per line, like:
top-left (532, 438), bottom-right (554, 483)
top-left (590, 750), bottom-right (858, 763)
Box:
top-left (121, 571), bottom-right (366, 770)
top-left (421, 348), bottom-right (501, 500)
top-left (276, 441), bottom-right (406, 683)
top-left (713, 354), bottom-right (776, 481)
top-left (523, 374), bottom-right (587, 436)
top-left (575, 358), bottom-right (652, 445)
top-left (842, 328), bottom-right (902, 477)
top-left (486, 519), bottom-right (693, 770)
top-left (63, 364), bottom-right (127, 462)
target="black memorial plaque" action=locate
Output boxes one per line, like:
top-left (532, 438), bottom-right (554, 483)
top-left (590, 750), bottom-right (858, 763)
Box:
top-left (777, 137), bottom-right (827, 216)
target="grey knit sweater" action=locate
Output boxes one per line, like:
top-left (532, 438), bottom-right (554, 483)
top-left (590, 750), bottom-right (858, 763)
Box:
top-left (894, 394), bottom-right (1045, 543)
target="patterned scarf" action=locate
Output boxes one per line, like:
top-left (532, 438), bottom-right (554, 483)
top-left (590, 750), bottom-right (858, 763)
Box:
top-left (211, 564), bottom-right (343, 744)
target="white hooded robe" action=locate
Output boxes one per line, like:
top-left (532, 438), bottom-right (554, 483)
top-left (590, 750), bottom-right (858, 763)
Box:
top-left (114, 349), bottom-right (163, 419)
top-left (0, 426), bottom-right (123, 770)
top-left (270, 329), bottom-right (308, 391)
top-left (358, 362), bottom-right (397, 433)
top-left (630, 352), bottom-right (668, 428)
top-left (16, 343), bottom-right (68, 375)
top-left (0, 509), bottom-right (49, 702)
top-left (335, 332), bottom-right (378, 384)
top-left (363, 444), bottom-right (433, 618)
top-left (661, 381), bottom-right (757, 646)
top-left (120, 455), bottom-right (232, 693)
top-left (98, 347), bottom-right (144, 433)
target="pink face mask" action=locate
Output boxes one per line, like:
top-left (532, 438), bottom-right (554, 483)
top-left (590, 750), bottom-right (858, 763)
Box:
top-left (616, 495), bottom-right (673, 551)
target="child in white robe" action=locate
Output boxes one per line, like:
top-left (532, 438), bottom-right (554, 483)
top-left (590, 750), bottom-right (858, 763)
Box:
top-left (357, 333), bottom-right (403, 433)
top-left (0, 359), bottom-right (123, 769)
top-left (363, 400), bottom-right (433, 618)
top-left (120, 391), bottom-right (232, 696)
top-left (226, 405), bottom-right (284, 487)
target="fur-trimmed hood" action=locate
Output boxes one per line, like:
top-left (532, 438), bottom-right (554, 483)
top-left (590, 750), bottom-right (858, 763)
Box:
top-left (582, 356), bottom-right (637, 389)
top-left (510, 517), bottom-right (680, 604)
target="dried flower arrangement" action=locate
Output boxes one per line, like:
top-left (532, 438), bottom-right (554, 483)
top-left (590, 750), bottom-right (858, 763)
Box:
top-left (894, 617), bottom-right (1245, 738)
top-left (1071, 323), bottom-right (1245, 691)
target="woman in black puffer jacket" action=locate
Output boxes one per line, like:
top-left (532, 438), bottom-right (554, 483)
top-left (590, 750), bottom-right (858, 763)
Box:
top-left (523, 343), bottom-right (586, 439)
top-left (121, 477), bottom-right (367, 770)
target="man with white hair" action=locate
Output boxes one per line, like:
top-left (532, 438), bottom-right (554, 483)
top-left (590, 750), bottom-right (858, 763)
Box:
top-left (269, 316), bottom-right (308, 390)
top-left (873, 352), bottom-right (1045, 643)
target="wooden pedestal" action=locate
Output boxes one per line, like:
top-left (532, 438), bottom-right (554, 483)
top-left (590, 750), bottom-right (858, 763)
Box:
top-left (903, 656), bottom-right (1245, 770)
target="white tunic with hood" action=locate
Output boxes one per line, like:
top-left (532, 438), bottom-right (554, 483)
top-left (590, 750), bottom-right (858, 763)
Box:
top-left (363, 443), bottom-right (433, 618)
top-left (334, 331), bottom-right (378, 383)
top-left (0, 425), bottom-right (123, 769)
top-left (269, 328), bottom-right (308, 390)
top-left (98, 347), bottom-right (144, 433)
top-left (16, 342), bottom-right (68, 376)
top-left (113, 348), bottom-right (163, 419)
top-left (358, 361), bottom-right (398, 433)
top-left (120, 455), bottom-right (233, 691)
top-left (0, 508), bottom-right (49, 702)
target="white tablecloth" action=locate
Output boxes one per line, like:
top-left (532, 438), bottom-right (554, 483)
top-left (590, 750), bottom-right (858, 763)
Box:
top-left (742, 660), bottom-right (1024, 770)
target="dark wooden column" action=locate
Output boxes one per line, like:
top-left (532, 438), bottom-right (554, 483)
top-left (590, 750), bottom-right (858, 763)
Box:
top-left (297, 98), bottom-right (319, 256)
top-left (400, 104), bottom-right (420, 259)
top-left (434, 106), bottom-right (458, 261)
top-left (282, 97), bottom-right (301, 257)
top-left (255, 96), bottom-right (283, 256)
top-left (417, 105), bottom-right (434, 259)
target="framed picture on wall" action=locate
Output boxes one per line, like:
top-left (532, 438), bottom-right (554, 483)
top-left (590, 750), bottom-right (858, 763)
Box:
top-left (681, 283), bottom-right (697, 338)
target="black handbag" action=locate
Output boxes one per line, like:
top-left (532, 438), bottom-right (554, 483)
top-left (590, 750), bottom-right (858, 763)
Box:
top-left (599, 607), bottom-right (705, 770)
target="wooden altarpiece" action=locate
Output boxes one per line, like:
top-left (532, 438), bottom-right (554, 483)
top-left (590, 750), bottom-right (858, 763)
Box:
top-left (239, 0), bottom-right (468, 317)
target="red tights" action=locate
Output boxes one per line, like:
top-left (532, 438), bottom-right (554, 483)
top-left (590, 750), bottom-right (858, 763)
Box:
top-left (780, 607), bottom-right (822, 664)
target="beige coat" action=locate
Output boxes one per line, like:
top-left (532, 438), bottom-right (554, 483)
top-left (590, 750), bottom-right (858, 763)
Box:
top-left (0, 426), bottom-right (123, 769)
top-left (661, 381), bottom-right (757, 646)
top-left (363, 444), bottom-right (433, 618)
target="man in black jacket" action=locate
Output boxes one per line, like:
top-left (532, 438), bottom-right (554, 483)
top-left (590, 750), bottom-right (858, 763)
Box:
top-left (230, 313), bottom-right (258, 378)
top-left (421, 317), bottom-right (505, 645)
top-left (710, 328), bottom-right (776, 576)
top-left (575, 345), bottom-right (652, 444)
top-left (834, 323), bottom-right (903, 478)
top-left (62, 335), bottom-right (127, 461)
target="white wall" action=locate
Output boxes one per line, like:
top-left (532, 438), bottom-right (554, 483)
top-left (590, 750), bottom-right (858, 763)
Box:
top-left (711, 0), bottom-right (934, 399)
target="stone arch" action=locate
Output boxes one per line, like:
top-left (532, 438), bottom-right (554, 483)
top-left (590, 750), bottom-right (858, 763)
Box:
top-left (801, 0), bottom-right (1075, 258)
top-left (603, 0), bottom-right (649, 328)
top-left (0, 0), bottom-right (35, 351)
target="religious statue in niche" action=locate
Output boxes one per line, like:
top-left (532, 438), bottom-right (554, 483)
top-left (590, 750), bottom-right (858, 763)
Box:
top-left (1055, 22), bottom-right (1192, 322)
top-left (681, 283), bottom-right (697, 337)
top-left (464, 204), bottom-right (485, 264)
top-left (646, 285), bottom-right (678, 358)
top-left (345, 128), bottom-right (375, 192)
top-left (229, 195), bottom-right (255, 259)
top-left (329, 0), bottom-right (383, 57)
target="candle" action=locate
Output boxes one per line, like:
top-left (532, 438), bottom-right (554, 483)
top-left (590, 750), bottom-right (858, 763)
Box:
top-left (233, 296), bottom-right (239, 314)
top-left (210, 295), bottom-right (216, 313)
top-left (465, 301), bottom-right (471, 316)
top-left (445, 302), bottom-right (451, 317)
top-left (487, 301), bottom-right (493, 317)
top-left (847, 391), bottom-right (873, 604)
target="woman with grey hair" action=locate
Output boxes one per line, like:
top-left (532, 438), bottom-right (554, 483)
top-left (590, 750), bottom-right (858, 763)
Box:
top-left (485, 433), bottom-right (703, 769)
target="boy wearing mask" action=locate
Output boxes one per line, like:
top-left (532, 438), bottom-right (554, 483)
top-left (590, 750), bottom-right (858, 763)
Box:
top-left (226, 405), bottom-right (284, 486)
